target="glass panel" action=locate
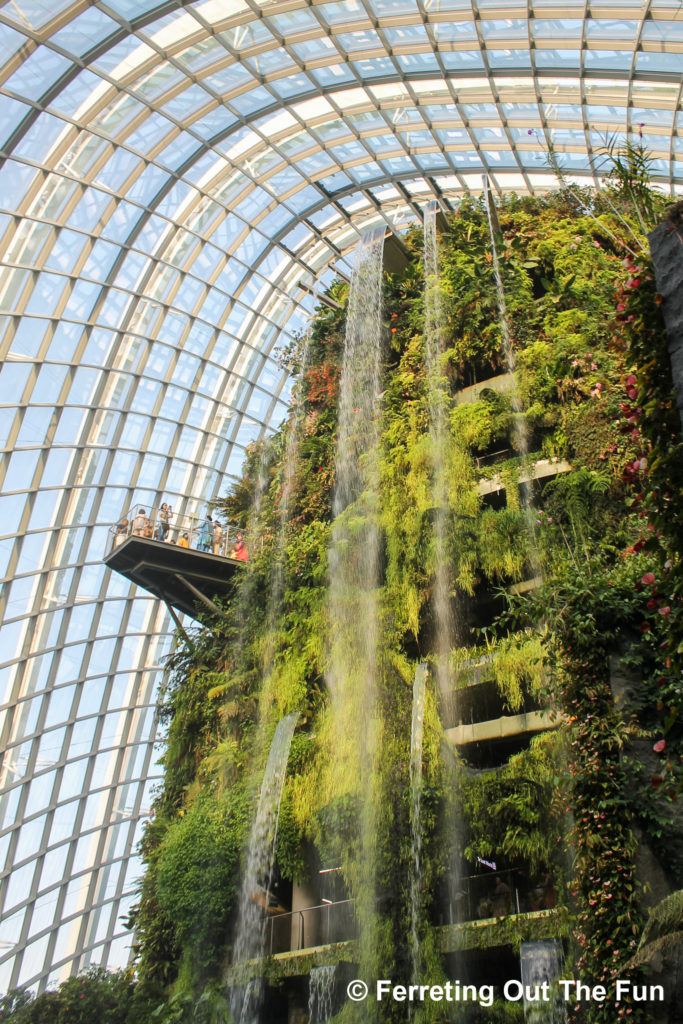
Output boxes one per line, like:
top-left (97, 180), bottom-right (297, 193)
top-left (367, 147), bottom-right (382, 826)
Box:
top-left (51, 9), bottom-right (118, 57)
top-left (4, 48), bottom-right (72, 102)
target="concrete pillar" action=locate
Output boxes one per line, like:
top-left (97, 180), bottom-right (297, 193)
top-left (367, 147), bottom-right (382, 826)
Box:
top-left (291, 878), bottom-right (320, 951)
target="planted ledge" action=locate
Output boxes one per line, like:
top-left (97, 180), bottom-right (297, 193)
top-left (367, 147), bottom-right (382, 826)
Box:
top-left (225, 940), bottom-right (356, 983)
top-left (454, 372), bottom-right (516, 406)
top-left (444, 709), bottom-right (564, 747)
top-left (440, 909), bottom-right (567, 954)
top-left (225, 912), bottom-right (567, 983)
top-left (477, 457), bottom-right (572, 495)
top-left (508, 576), bottom-right (543, 595)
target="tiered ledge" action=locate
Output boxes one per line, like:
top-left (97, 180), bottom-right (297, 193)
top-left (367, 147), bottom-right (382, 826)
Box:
top-left (439, 659), bottom-right (564, 759)
top-left (440, 908), bottom-right (565, 954)
top-left (444, 709), bottom-right (562, 747)
top-left (508, 575), bottom-right (543, 595)
top-left (225, 939), bottom-right (356, 984)
top-left (477, 456), bottom-right (572, 496)
top-left (226, 910), bottom-right (565, 982)
top-left (454, 371), bottom-right (516, 405)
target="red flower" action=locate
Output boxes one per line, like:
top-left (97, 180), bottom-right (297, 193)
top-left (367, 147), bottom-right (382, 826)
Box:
top-left (653, 740), bottom-right (666, 754)
top-left (641, 572), bottom-right (655, 585)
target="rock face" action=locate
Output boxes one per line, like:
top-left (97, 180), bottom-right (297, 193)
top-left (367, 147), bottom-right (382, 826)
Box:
top-left (649, 215), bottom-right (683, 430)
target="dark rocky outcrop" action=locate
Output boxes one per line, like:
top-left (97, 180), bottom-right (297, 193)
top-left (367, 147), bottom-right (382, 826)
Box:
top-left (649, 207), bottom-right (683, 430)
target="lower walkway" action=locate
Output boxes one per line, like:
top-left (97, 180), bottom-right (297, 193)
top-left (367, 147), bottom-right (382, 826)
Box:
top-left (227, 909), bottom-right (563, 983)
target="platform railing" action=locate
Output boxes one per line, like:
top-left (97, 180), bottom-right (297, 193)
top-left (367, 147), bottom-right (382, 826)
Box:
top-left (260, 872), bottom-right (558, 956)
top-left (107, 505), bottom-right (240, 559)
top-left (448, 869), bottom-right (557, 925)
top-left (475, 447), bottom-right (513, 469)
top-left (263, 899), bottom-right (358, 955)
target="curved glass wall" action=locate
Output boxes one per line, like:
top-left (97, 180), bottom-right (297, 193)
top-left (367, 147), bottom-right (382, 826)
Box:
top-left (0, 0), bottom-right (681, 994)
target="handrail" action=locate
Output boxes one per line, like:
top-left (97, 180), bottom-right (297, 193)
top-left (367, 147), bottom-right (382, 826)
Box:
top-left (261, 899), bottom-right (358, 956)
top-left (476, 447), bottom-right (512, 468)
top-left (257, 871), bottom-right (558, 956)
top-left (107, 504), bottom-right (244, 560)
top-left (448, 867), bottom-right (557, 924)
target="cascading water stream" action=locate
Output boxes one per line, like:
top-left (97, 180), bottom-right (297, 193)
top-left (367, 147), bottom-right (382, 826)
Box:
top-left (261, 331), bottom-right (313, 670)
top-left (521, 940), bottom-right (566, 1024)
top-left (229, 712), bottom-right (298, 1024)
top-left (423, 202), bottom-right (454, 694)
top-left (308, 964), bottom-right (336, 1024)
top-left (409, 663), bottom-right (428, 985)
top-left (481, 177), bottom-right (541, 573)
top-left (327, 225), bottom-right (385, 969)
top-left (332, 226), bottom-right (385, 522)
top-left (423, 205), bottom-right (466, 929)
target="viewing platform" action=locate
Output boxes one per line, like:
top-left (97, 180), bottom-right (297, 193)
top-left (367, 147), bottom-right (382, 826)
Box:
top-left (104, 506), bottom-right (246, 619)
top-left (229, 872), bottom-right (562, 982)
top-left (232, 908), bottom-right (563, 982)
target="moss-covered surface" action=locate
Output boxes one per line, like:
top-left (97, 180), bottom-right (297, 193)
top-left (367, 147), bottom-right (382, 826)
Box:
top-left (440, 909), bottom-right (569, 954)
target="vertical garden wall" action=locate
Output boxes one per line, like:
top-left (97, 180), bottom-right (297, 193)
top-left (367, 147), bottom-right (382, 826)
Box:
top-left (128, 173), bottom-right (683, 1024)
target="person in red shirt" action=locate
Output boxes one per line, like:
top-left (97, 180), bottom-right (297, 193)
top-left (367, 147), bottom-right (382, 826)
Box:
top-left (231, 532), bottom-right (248, 562)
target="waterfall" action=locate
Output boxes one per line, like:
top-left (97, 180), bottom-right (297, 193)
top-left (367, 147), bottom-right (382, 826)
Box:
top-left (332, 225), bottom-right (385, 520)
top-left (481, 177), bottom-right (540, 571)
top-left (520, 940), bottom-right (566, 1024)
top-left (308, 965), bottom-right (336, 1024)
top-left (409, 663), bottom-right (428, 983)
top-left (229, 712), bottom-right (299, 1024)
top-left (327, 225), bottom-right (385, 970)
top-left (423, 202), bottom-right (454, 693)
top-left (481, 178), bottom-right (519, 418)
top-left (262, 331), bottom-right (313, 670)
top-left (423, 205), bottom-right (465, 930)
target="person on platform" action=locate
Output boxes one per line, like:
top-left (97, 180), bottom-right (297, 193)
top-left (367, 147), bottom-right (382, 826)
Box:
top-left (491, 875), bottom-right (511, 917)
top-left (230, 532), bottom-right (248, 562)
top-left (212, 520), bottom-right (223, 555)
top-left (198, 514), bottom-right (213, 551)
top-left (178, 533), bottom-right (190, 548)
top-left (114, 519), bottom-right (129, 546)
top-left (157, 503), bottom-right (172, 541)
top-left (132, 508), bottom-right (148, 536)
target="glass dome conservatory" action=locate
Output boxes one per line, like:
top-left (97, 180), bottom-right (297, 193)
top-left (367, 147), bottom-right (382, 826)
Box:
top-left (0, 0), bottom-right (681, 994)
